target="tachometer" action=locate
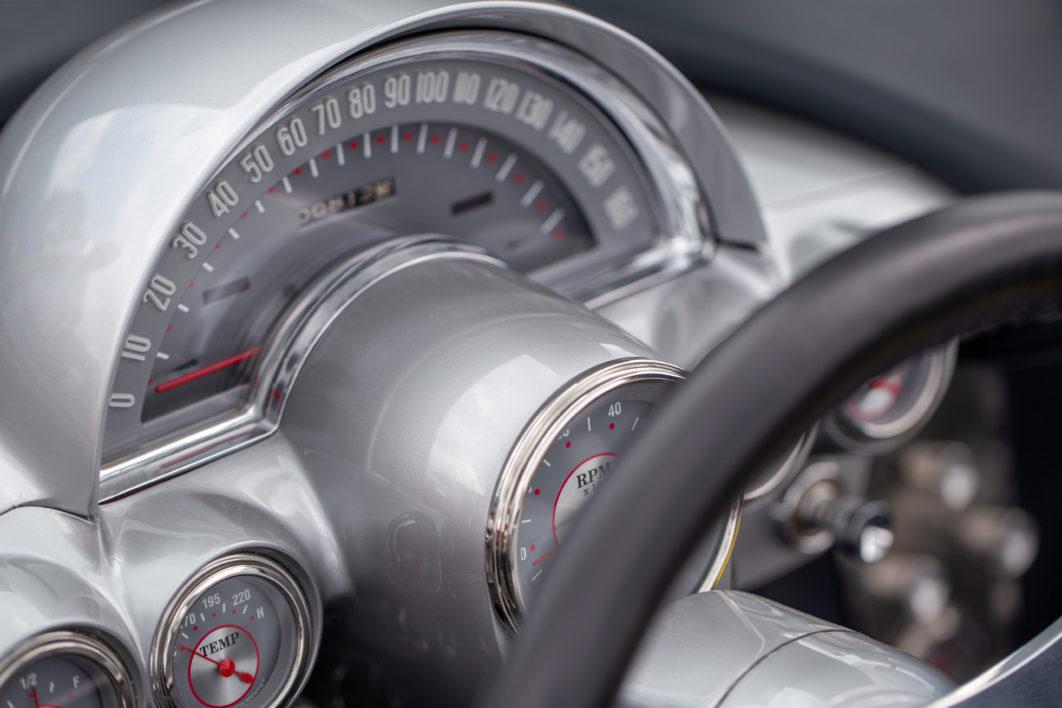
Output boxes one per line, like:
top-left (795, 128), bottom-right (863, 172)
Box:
top-left (489, 360), bottom-right (740, 630)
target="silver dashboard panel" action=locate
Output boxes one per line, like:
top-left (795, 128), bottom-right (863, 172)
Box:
top-left (0, 0), bottom-right (763, 518)
top-left (0, 0), bottom-right (975, 705)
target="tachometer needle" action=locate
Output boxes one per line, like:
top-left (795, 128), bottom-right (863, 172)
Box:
top-left (179, 646), bottom-right (254, 684)
top-left (155, 346), bottom-right (263, 393)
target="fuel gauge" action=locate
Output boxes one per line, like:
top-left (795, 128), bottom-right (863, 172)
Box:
top-left (0, 631), bottom-right (135, 708)
top-left (152, 553), bottom-right (314, 708)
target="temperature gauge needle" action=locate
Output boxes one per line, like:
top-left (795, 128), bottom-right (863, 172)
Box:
top-left (180, 646), bottom-right (254, 684)
top-left (155, 346), bottom-right (263, 393)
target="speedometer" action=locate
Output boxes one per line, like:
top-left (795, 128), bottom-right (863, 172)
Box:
top-left (100, 31), bottom-right (706, 494)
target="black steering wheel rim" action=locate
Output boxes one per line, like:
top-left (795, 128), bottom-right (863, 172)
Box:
top-left (482, 191), bottom-right (1062, 707)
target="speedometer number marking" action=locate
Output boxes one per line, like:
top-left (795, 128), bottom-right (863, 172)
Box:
top-left (483, 77), bottom-right (519, 114)
top-left (121, 335), bottom-right (152, 362)
top-left (206, 181), bottom-right (239, 218)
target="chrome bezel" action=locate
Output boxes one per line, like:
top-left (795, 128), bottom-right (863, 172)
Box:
top-left (742, 425), bottom-right (818, 505)
top-left (825, 341), bottom-right (958, 453)
top-left (0, 630), bottom-right (137, 708)
top-left (99, 238), bottom-right (504, 500)
top-left (99, 30), bottom-right (708, 501)
top-left (150, 551), bottom-right (315, 708)
top-left (486, 358), bottom-right (740, 632)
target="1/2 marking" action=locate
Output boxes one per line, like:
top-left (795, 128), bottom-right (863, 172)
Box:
top-left (177, 304), bottom-right (190, 313)
top-left (202, 263), bottom-right (214, 272)
top-left (362, 132), bottom-right (372, 158)
top-left (228, 227), bottom-right (241, 240)
top-left (282, 176), bottom-right (293, 194)
top-left (254, 199), bottom-right (265, 213)
top-left (308, 158), bottom-right (319, 178)
top-left (542, 459), bottom-right (551, 467)
top-left (632, 416), bottom-right (640, 431)
top-left (587, 417), bottom-right (592, 431)
top-left (336, 143), bottom-right (346, 166)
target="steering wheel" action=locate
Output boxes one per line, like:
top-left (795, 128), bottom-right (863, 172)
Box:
top-left (484, 191), bottom-right (1062, 706)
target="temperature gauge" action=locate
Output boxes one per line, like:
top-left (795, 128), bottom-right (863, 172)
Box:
top-left (152, 553), bottom-right (314, 708)
top-left (825, 342), bottom-right (957, 452)
top-left (0, 631), bottom-right (135, 708)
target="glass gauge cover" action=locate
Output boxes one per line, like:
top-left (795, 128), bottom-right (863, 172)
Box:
top-left (152, 553), bottom-right (314, 708)
top-left (488, 359), bottom-right (740, 631)
top-left (826, 342), bottom-right (958, 452)
top-left (0, 631), bottom-right (136, 708)
top-left (101, 31), bottom-right (677, 476)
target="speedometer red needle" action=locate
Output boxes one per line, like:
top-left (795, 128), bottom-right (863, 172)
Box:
top-left (180, 646), bottom-right (255, 683)
top-left (155, 346), bottom-right (263, 393)
top-left (532, 548), bottom-right (558, 567)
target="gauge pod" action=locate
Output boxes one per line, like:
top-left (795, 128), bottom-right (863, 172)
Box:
top-left (488, 359), bottom-right (741, 631)
top-left (151, 553), bottom-right (314, 708)
top-left (824, 342), bottom-right (958, 453)
top-left (0, 630), bottom-right (136, 708)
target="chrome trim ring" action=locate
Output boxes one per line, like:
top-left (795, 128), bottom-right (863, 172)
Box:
top-left (99, 237), bottom-right (503, 500)
top-left (487, 358), bottom-right (741, 632)
top-left (825, 341), bottom-right (958, 452)
top-left (151, 551), bottom-right (315, 708)
top-left (742, 425), bottom-right (818, 505)
top-left (0, 630), bottom-right (137, 708)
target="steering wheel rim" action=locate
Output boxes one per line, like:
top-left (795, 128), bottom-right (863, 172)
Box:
top-left (483, 191), bottom-right (1062, 707)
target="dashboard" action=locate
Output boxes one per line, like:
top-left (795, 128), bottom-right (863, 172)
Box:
top-left (0, 1), bottom-right (1058, 707)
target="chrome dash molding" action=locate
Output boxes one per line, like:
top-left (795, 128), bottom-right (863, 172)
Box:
top-left (98, 237), bottom-right (505, 501)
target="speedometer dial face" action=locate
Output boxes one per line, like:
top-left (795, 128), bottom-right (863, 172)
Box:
top-left (102, 32), bottom-right (671, 473)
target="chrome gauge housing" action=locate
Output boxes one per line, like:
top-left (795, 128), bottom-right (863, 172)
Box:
top-left (488, 359), bottom-right (740, 631)
top-left (98, 28), bottom-right (724, 498)
top-left (0, 631), bottom-right (137, 708)
top-left (152, 552), bottom-right (315, 708)
top-left (824, 341), bottom-right (958, 453)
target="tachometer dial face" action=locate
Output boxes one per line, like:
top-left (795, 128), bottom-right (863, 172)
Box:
top-left (512, 395), bottom-right (656, 589)
top-left (488, 360), bottom-right (741, 630)
top-left (0, 632), bottom-right (134, 708)
top-left (153, 554), bottom-right (313, 708)
top-left (102, 32), bottom-right (669, 470)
